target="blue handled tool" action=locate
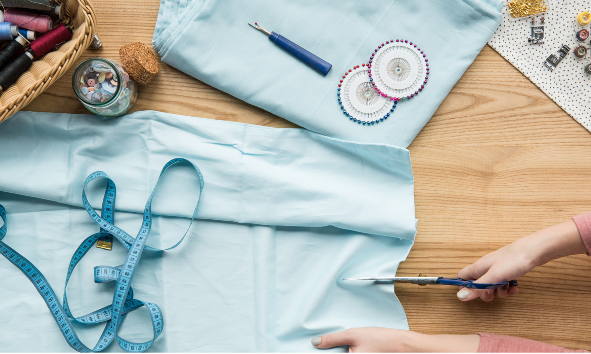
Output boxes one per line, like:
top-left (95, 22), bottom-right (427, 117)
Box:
top-left (344, 274), bottom-right (518, 290)
top-left (248, 22), bottom-right (332, 76)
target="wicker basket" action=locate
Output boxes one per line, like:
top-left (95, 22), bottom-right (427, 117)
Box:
top-left (0, 0), bottom-right (97, 124)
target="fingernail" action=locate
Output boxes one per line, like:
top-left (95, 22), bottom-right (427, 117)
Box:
top-left (312, 337), bottom-right (321, 346)
top-left (487, 289), bottom-right (494, 295)
top-left (457, 289), bottom-right (470, 300)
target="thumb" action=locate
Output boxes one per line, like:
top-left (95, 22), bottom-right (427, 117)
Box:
top-left (312, 330), bottom-right (356, 349)
top-left (457, 286), bottom-right (490, 302)
top-left (456, 271), bottom-right (503, 302)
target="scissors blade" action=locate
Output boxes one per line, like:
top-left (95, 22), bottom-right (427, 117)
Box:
top-left (343, 277), bottom-right (439, 285)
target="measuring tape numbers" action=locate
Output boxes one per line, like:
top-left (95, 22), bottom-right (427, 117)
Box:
top-left (0, 158), bottom-right (204, 352)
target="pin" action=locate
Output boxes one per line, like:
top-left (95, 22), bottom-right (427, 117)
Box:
top-left (507, 0), bottom-right (547, 18)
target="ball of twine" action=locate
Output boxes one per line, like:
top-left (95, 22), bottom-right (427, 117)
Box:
top-left (119, 42), bottom-right (159, 85)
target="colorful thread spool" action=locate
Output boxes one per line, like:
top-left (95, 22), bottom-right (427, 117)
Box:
top-left (18, 28), bottom-right (35, 41)
top-left (3, 8), bottom-right (52, 33)
top-left (0, 23), bottom-right (18, 41)
top-left (0, 24), bottom-right (71, 91)
top-left (30, 23), bottom-right (72, 56)
top-left (577, 11), bottom-right (591, 26)
top-left (576, 29), bottom-right (589, 41)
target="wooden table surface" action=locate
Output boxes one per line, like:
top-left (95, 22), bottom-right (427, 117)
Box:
top-left (27, 0), bottom-right (591, 350)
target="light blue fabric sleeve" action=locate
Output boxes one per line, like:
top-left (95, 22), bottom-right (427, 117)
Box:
top-left (0, 111), bottom-right (416, 351)
top-left (152, 0), bottom-right (502, 148)
top-left (0, 111), bottom-right (415, 241)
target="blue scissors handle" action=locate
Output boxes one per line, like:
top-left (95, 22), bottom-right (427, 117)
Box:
top-left (437, 278), bottom-right (518, 289)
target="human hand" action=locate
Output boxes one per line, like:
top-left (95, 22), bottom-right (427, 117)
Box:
top-left (311, 327), bottom-right (480, 352)
top-left (457, 220), bottom-right (586, 302)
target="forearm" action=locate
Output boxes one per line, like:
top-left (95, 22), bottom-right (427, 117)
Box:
top-left (522, 220), bottom-right (587, 267)
top-left (404, 333), bottom-right (481, 352)
top-left (477, 333), bottom-right (589, 353)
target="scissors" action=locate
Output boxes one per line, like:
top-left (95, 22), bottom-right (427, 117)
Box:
top-left (344, 273), bottom-right (518, 290)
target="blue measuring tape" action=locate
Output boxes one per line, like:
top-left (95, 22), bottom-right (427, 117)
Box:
top-left (0, 158), bottom-right (204, 352)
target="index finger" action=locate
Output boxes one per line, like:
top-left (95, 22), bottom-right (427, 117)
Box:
top-left (312, 330), bottom-right (356, 349)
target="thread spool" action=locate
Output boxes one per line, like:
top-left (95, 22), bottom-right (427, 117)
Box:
top-left (0, 0), bottom-right (55, 12)
top-left (0, 24), bottom-right (72, 91)
top-left (0, 51), bottom-right (33, 90)
top-left (18, 28), bottom-right (35, 41)
top-left (34, 4), bottom-right (63, 19)
top-left (576, 29), bottom-right (589, 41)
top-left (4, 8), bottom-right (52, 33)
top-left (0, 23), bottom-right (18, 40)
top-left (577, 11), bottom-right (591, 26)
top-left (30, 23), bottom-right (72, 57)
top-left (573, 45), bottom-right (587, 58)
top-left (0, 34), bottom-right (28, 69)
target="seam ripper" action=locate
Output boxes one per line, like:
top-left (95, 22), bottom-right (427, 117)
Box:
top-left (248, 22), bottom-right (332, 76)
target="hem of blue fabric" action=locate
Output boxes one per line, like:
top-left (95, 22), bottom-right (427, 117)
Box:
top-left (153, 0), bottom-right (208, 57)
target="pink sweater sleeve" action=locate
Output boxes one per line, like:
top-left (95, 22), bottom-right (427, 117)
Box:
top-left (476, 213), bottom-right (591, 352)
top-left (573, 211), bottom-right (591, 256)
top-left (477, 333), bottom-right (589, 353)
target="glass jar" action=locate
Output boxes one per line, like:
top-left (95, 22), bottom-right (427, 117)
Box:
top-left (72, 58), bottom-right (138, 117)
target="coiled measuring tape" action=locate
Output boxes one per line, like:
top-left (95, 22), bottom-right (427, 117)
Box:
top-left (0, 158), bottom-right (204, 352)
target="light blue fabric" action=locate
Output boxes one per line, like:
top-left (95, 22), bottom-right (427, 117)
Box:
top-left (0, 111), bottom-right (416, 352)
top-left (152, 0), bottom-right (502, 148)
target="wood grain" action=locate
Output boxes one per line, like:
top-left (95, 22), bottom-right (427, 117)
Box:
top-left (25, 0), bottom-right (591, 350)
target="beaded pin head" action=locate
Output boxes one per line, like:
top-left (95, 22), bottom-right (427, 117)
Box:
top-left (337, 64), bottom-right (396, 126)
top-left (367, 39), bottom-right (429, 102)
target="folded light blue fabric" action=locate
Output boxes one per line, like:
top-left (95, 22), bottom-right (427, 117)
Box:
top-left (0, 111), bottom-right (415, 352)
top-left (153, 0), bottom-right (502, 148)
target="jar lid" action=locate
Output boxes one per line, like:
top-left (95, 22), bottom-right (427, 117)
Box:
top-left (119, 42), bottom-right (159, 85)
top-left (72, 58), bottom-right (122, 106)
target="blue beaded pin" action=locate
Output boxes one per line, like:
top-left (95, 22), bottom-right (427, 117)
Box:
top-left (337, 64), bottom-right (396, 125)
